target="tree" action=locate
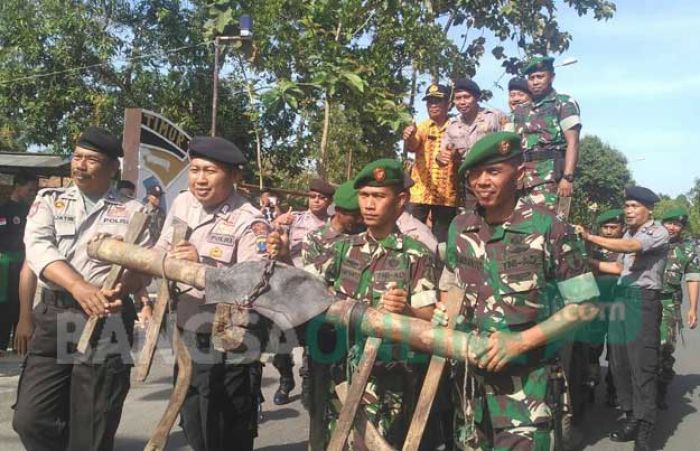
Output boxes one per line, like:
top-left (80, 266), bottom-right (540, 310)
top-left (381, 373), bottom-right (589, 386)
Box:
top-left (205, 0), bottom-right (616, 182)
top-left (0, 1), bottom-right (255, 161)
top-left (655, 179), bottom-right (700, 236)
top-left (571, 135), bottom-right (633, 225)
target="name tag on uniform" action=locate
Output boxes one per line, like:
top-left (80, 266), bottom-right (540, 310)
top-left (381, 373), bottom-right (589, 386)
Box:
top-left (55, 215), bottom-right (76, 236)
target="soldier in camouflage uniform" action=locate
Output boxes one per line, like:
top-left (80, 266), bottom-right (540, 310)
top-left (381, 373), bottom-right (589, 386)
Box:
top-left (299, 181), bottom-right (362, 423)
top-left (435, 132), bottom-right (599, 450)
top-left (657, 207), bottom-right (700, 409)
top-left (506, 56), bottom-right (581, 209)
top-left (305, 159), bottom-right (438, 448)
top-left (585, 208), bottom-right (625, 406)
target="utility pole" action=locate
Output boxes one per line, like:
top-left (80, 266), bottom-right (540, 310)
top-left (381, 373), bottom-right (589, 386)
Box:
top-left (210, 15), bottom-right (253, 136)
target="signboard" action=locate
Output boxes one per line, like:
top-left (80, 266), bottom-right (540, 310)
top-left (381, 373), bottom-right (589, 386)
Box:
top-left (122, 109), bottom-right (190, 211)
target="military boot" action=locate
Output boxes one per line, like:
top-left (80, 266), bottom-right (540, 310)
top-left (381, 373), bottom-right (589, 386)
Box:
top-left (634, 420), bottom-right (654, 451)
top-left (273, 376), bottom-right (296, 405)
top-left (610, 415), bottom-right (639, 443)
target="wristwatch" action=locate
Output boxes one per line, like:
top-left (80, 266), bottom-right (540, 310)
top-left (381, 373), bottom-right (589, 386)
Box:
top-left (562, 173), bottom-right (575, 183)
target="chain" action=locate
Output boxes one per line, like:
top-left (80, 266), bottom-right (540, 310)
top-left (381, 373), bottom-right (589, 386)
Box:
top-left (238, 259), bottom-right (276, 308)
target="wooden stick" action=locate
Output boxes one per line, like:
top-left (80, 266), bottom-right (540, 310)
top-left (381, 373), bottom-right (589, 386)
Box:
top-left (327, 336), bottom-right (382, 451)
top-left (335, 382), bottom-right (395, 451)
top-left (134, 223), bottom-right (188, 382)
top-left (402, 288), bottom-right (465, 451)
top-left (77, 211), bottom-right (149, 354)
top-left (144, 326), bottom-right (192, 451)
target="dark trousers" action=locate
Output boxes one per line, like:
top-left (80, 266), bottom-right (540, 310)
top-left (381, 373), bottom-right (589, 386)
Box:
top-left (12, 299), bottom-right (134, 451)
top-left (559, 340), bottom-right (589, 424)
top-left (608, 288), bottom-right (661, 424)
top-left (0, 261), bottom-right (21, 350)
top-left (179, 330), bottom-right (258, 451)
top-left (409, 203), bottom-right (456, 243)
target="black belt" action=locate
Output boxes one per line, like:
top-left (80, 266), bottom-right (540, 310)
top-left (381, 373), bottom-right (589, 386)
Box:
top-left (42, 290), bottom-right (81, 309)
top-left (523, 150), bottom-right (562, 162)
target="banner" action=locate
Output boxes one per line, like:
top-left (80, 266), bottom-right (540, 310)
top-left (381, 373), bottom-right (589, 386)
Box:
top-left (135, 110), bottom-right (191, 211)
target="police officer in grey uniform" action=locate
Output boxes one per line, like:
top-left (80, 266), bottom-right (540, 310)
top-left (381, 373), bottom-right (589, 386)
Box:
top-left (155, 136), bottom-right (271, 451)
top-left (577, 186), bottom-right (669, 451)
top-left (13, 127), bottom-right (151, 451)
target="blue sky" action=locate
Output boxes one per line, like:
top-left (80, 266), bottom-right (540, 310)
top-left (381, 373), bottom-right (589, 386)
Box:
top-left (417, 0), bottom-right (700, 197)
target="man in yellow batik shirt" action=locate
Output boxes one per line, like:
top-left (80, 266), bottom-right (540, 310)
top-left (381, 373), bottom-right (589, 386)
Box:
top-left (402, 83), bottom-right (455, 242)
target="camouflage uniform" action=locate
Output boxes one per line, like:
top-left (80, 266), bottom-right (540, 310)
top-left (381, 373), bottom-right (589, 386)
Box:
top-left (585, 246), bottom-right (621, 396)
top-left (301, 221), bottom-right (341, 267)
top-left (306, 230), bottom-right (437, 447)
top-left (658, 239), bottom-right (700, 389)
top-left (508, 90), bottom-right (581, 207)
top-left (440, 197), bottom-right (597, 450)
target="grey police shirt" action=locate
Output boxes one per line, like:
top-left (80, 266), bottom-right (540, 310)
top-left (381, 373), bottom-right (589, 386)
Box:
top-left (617, 219), bottom-right (669, 290)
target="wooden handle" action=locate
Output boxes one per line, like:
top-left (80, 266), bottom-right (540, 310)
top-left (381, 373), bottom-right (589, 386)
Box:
top-left (77, 211), bottom-right (149, 354)
top-left (134, 223), bottom-right (188, 382)
top-left (87, 237), bottom-right (207, 290)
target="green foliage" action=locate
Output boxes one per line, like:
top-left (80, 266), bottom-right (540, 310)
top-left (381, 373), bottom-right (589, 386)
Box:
top-left (204, 0), bottom-right (616, 181)
top-left (570, 135), bottom-right (633, 225)
top-left (0, 1), bottom-right (254, 162)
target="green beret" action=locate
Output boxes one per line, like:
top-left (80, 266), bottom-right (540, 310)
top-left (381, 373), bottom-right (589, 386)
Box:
top-left (596, 208), bottom-right (624, 225)
top-left (458, 131), bottom-right (522, 176)
top-left (660, 207), bottom-right (689, 223)
top-left (353, 159), bottom-right (404, 189)
top-left (522, 56), bottom-right (555, 75)
top-left (333, 181), bottom-right (359, 211)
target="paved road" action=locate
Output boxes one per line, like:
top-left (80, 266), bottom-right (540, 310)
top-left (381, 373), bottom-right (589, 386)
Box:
top-left (1, 316), bottom-right (699, 450)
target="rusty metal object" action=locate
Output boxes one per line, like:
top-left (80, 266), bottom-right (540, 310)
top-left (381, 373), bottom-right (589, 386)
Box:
top-left (77, 211), bottom-right (149, 354)
top-left (134, 223), bottom-right (188, 382)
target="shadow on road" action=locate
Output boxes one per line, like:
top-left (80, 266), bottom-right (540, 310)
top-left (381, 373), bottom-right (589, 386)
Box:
top-left (653, 373), bottom-right (700, 450)
top-left (261, 406), bottom-right (302, 423)
top-left (114, 429), bottom-right (188, 450)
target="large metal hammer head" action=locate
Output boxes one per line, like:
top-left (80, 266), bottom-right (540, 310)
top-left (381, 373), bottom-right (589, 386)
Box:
top-left (204, 261), bottom-right (335, 329)
top-left (87, 236), bottom-right (334, 328)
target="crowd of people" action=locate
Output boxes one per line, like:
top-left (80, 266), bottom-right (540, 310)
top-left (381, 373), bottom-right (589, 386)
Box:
top-left (0, 55), bottom-right (697, 451)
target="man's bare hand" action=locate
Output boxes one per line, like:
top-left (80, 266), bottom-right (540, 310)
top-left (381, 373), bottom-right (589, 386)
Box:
top-left (432, 302), bottom-right (448, 326)
top-left (14, 316), bottom-right (33, 356)
top-left (381, 283), bottom-right (409, 314)
top-left (273, 207), bottom-right (295, 227)
top-left (170, 240), bottom-right (199, 262)
top-left (437, 144), bottom-right (456, 166)
top-left (558, 179), bottom-right (573, 197)
top-left (478, 331), bottom-right (528, 372)
top-left (574, 224), bottom-right (589, 241)
top-left (69, 280), bottom-right (111, 317)
top-left (267, 228), bottom-right (290, 259)
top-left (688, 310), bottom-right (698, 329)
top-left (402, 122), bottom-right (417, 141)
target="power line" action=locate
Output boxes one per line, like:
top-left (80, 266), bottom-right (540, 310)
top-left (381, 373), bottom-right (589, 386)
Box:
top-left (0, 42), bottom-right (210, 86)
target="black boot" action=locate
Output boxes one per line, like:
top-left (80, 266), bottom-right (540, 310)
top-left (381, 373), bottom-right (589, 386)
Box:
top-left (634, 420), bottom-right (654, 451)
top-left (610, 417), bottom-right (639, 442)
top-left (656, 383), bottom-right (669, 410)
top-left (273, 376), bottom-right (295, 405)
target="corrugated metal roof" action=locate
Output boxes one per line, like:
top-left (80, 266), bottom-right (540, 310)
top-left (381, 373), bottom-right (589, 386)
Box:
top-left (0, 152), bottom-right (70, 176)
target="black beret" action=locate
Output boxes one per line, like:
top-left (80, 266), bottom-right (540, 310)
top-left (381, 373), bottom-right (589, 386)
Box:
top-left (453, 78), bottom-right (481, 97)
top-left (508, 77), bottom-right (531, 95)
top-left (188, 136), bottom-right (246, 167)
top-left (147, 185), bottom-right (164, 197)
top-left (77, 126), bottom-right (123, 159)
top-left (625, 186), bottom-right (659, 209)
top-left (309, 178), bottom-right (335, 197)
